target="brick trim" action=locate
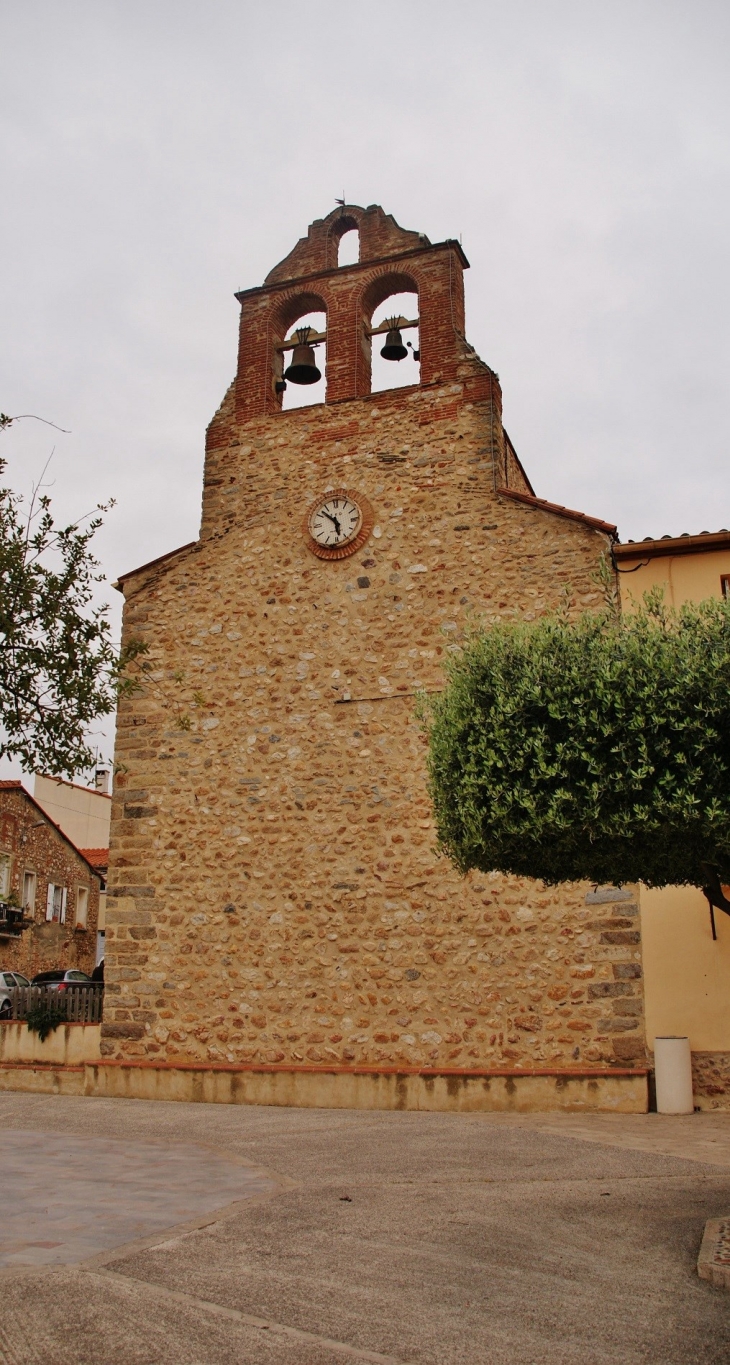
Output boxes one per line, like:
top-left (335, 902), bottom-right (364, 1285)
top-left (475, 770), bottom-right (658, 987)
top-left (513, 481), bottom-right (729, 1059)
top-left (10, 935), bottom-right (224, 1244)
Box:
top-left (235, 239), bottom-right (470, 303)
top-left (89, 1060), bottom-right (647, 1077)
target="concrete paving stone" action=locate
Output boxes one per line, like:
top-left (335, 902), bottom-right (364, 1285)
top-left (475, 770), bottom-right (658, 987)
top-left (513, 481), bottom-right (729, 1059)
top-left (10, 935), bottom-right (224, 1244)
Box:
top-left (107, 1169), bottom-right (730, 1364)
top-left (0, 1268), bottom-right (351, 1365)
top-left (698, 1215), bottom-right (730, 1290)
top-left (0, 1129), bottom-right (276, 1268)
top-left (1, 1095), bottom-right (730, 1364)
top-left (495, 1110), bottom-right (730, 1168)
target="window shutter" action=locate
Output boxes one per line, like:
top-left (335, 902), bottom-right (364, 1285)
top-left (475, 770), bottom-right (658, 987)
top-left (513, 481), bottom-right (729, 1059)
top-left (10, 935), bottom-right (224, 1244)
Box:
top-left (60, 887), bottom-right (67, 924)
top-left (46, 883), bottom-right (55, 921)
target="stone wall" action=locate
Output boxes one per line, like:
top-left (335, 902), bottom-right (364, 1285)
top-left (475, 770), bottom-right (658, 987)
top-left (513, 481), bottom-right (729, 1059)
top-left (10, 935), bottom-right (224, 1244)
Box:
top-left (0, 784), bottom-right (100, 979)
top-left (104, 205), bottom-right (646, 1080)
top-left (690, 1052), bottom-right (730, 1110)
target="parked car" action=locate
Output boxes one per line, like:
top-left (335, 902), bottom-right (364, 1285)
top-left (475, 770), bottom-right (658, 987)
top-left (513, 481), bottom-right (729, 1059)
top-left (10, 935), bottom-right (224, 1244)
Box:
top-left (0, 970), bottom-right (30, 1018)
top-left (30, 969), bottom-right (94, 991)
top-left (91, 958), bottom-right (104, 983)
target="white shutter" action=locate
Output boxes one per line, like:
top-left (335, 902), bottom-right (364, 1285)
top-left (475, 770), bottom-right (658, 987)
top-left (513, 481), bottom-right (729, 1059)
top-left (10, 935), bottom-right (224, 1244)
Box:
top-left (46, 883), bottom-right (55, 921)
top-left (76, 886), bottom-right (88, 928)
top-left (60, 887), bottom-right (67, 925)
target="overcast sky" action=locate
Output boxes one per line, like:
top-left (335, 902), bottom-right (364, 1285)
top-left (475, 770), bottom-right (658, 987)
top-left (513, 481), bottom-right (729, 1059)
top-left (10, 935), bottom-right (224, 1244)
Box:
top-left (2, 0), bottom-right (729, 774)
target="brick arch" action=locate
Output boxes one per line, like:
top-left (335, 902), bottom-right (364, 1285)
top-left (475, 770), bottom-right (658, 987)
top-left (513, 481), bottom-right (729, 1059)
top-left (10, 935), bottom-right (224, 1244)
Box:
top-left (328, 214), bottom-right (360, 270)
top-left (356, 269), bottom-right (421, 396)
top-left (359, 269), bottom-right (420, 323)
top-left (265, 204), bottom-right (425, 284)
top-left (270, 290), bottom-right (329, 409)
top-left (272, 290), bottom-right (329, 341)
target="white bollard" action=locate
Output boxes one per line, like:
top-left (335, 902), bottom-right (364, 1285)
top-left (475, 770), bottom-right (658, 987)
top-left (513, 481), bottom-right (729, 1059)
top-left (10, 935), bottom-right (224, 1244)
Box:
top-left (654, 1036), bottom-right (694, 1114)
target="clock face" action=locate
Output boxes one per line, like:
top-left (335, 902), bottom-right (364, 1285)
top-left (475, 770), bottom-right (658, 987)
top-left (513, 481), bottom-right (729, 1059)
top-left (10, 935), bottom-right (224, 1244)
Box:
top-left (309, 495), bottom-right (362, 548)
top-left (302, 487), bottom-right (374, 560)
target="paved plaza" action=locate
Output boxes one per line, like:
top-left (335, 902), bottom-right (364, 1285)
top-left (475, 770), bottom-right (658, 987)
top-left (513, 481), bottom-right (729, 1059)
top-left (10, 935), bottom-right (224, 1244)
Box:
top-left (1, 1095), bottom-right (729, 1364)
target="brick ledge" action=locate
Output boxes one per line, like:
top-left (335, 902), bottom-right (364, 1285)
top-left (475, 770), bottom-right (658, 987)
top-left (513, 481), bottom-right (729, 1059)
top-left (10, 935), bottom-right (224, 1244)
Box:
top-left (93, 1062), bottom-right (648, 1078)
top-left (1, 1060), bottom-right (647, 1077)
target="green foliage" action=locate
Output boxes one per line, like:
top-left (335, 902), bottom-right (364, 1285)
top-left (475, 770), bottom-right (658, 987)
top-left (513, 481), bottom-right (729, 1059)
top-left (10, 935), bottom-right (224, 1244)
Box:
top-left (422, 593), bottom-right (730, 889)
top-left (0, 455), bottom-right (143, 776)
top-left (25, 998), bottom-right (65, 1040)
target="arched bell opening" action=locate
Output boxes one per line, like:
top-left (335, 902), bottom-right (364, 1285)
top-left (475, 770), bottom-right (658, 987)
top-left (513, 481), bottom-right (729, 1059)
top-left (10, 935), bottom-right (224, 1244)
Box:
top-left (359, 272), bottom-right (420, 397)
top-left (369, 289), bottom-right (420, 394)
top-left (337, 227), bottom-right (359, 267)
top-left (273, 295), bottom-right (327, 411)
top-left (329, 213), bottom-right (360, 270)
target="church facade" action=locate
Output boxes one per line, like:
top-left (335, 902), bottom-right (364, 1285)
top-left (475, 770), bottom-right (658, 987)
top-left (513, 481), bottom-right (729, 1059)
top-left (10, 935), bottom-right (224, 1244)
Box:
top-left (102, 205), bottom-right (647, 1110)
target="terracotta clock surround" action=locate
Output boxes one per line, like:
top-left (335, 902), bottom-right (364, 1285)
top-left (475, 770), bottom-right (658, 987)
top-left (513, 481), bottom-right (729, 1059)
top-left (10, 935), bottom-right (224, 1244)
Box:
top-left (302, 487), bottom-right (375, 560)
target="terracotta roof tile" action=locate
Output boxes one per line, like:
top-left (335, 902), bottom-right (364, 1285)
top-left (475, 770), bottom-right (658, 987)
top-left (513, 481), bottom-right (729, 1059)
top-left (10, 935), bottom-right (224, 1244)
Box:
top-left (79, 848), bottom-right (109, 868)
top-left (497, 487), bottom-right (617, 536)
top-left (614, 530), bottom-right (730, 559)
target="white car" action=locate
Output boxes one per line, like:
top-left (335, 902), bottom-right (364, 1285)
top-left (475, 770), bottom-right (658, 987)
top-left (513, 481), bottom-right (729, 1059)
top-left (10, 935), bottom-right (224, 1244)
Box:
top-left (0, 971), bottom-right (30, 1015)
top-left (0, 971), bottom-right (30, 1018)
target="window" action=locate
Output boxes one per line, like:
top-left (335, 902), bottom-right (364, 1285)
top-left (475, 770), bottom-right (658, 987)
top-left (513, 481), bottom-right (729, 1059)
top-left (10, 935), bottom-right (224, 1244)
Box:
top-left (22, 871), bottom-right (36, 916)
top-left (46, 883), bottom-right (67, 924)
top-left (76, 885), bottom-right (89, 929)
top-left (721, 574), bottom-right (730, 599)
top-left (0, 854), bottom-right (10, 900)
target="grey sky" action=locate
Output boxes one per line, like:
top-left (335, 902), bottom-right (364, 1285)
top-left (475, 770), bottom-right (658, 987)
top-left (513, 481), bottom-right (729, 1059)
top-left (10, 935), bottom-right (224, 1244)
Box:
top-left (2, 0), bottom-right (729, 770)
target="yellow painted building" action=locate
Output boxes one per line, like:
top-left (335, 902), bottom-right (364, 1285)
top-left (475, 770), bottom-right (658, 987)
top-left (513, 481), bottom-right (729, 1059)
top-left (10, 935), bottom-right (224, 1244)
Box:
top-left (615, 530), bottom-right (730, 1107)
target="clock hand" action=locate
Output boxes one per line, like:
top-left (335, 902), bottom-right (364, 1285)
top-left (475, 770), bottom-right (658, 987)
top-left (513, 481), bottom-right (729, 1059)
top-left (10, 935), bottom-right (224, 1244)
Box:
top-left (323, 510), bottom-right (342, 535)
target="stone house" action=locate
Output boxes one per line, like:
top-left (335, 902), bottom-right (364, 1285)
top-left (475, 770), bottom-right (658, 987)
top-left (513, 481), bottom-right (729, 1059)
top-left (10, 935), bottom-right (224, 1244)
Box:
top-left (0, 781), bottom-right (101, 979)
top-left (104, 204), bottom-right (647, 1110)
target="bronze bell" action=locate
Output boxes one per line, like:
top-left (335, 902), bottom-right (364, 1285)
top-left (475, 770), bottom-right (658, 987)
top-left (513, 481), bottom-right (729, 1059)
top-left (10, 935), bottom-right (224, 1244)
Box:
top-left (284, 327), bottom-right (322, 385)
top-left (380, 316), bottom-right (408, 362)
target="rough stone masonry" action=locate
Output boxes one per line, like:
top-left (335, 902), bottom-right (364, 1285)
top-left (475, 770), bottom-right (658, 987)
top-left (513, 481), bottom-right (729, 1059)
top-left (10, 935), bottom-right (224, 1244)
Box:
top-left (104, 205), bottom-right (646, 1092)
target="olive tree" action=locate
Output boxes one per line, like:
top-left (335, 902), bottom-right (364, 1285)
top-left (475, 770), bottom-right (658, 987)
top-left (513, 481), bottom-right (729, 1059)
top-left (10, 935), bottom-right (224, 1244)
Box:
top-left (422, 593), bottom-right (730, 889)
top-left (0, 445), bottom-right (140, 776)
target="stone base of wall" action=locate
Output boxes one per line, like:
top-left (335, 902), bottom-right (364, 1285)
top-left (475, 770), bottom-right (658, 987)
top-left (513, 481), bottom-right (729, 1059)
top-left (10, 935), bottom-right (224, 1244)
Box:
top-left (0, 1064), bottom-right (85, 1095)
top-left (691, 1052), bottom-right (730, 1110)
top-left (0, 1062), bottom-right (648, 1113)
top-left (0, 1022), bottom-right (101, 1067)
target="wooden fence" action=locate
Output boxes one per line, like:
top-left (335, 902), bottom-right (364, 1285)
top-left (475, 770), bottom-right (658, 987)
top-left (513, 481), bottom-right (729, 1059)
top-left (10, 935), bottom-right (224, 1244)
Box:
top-left (10, 985), bottom-right (104, 1025)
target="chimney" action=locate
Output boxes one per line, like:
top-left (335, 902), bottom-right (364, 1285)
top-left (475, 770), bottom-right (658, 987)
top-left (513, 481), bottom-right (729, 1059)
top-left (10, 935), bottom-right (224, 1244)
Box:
top-left (94, 768), bottom-right (110, 795)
